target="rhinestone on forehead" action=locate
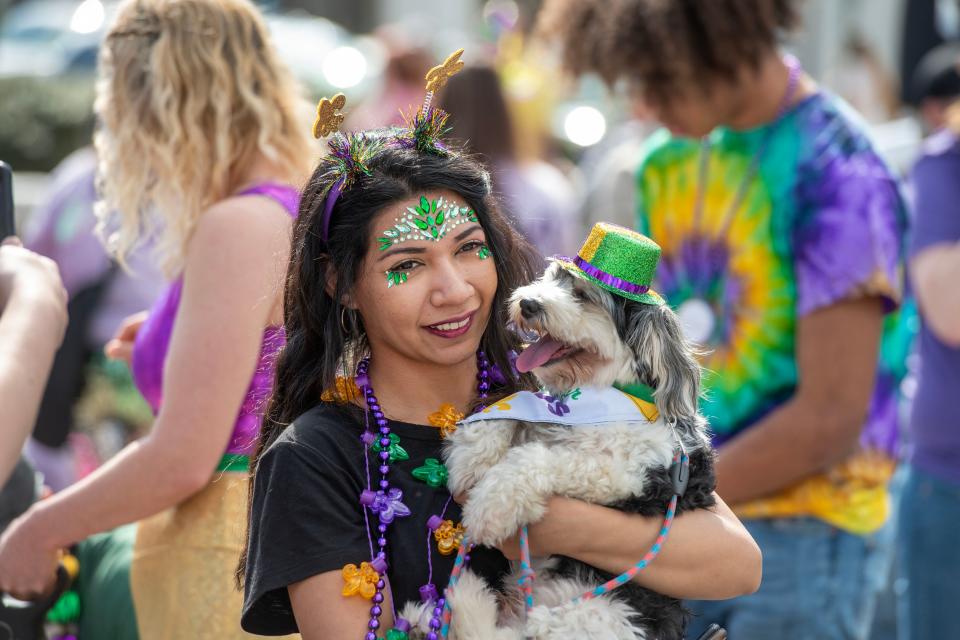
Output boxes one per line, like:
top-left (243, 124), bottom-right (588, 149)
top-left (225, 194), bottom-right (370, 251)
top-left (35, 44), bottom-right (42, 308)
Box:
top-left (377, 195), bottom-right (479, 252)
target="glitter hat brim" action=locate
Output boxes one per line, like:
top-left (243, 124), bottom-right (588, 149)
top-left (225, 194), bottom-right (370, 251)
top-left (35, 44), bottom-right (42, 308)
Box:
top-left (550, 256), bottom-right (665, 306)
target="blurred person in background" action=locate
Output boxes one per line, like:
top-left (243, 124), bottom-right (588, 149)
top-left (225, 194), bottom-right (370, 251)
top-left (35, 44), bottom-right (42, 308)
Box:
top-left (22, 146), bottom-right (164, 493)
top-left (823, 31), bottom-right (901, 124)
top-left (539, 1), bottom-right (909, 638)
top-left (438, 64), bottom-right (578, 257)
top-left (577, 88), bottom-right (658, 233)
top-left (346, 24), bottom-right (435, 131)
top-left (910, 41), bottom-right (960, 132)
top-left (0, 1), bottom-right (312, 639)
top-left (0, 237), bottom-right (67, 488)
top-left (897, 98), bottom-right (960, 640)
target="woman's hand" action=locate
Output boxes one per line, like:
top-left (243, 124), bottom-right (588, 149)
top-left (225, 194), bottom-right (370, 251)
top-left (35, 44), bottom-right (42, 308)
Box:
top-left (0, 507), bottom-right (59, 600)
top-left (0, 237), bottom-right (67, 331)
top-left (105, 310), bottom-right (149, 365)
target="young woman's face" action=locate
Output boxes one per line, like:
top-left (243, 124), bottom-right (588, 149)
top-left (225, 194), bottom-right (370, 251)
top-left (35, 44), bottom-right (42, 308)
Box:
top-left (351, 189), bottom-right (498, 368)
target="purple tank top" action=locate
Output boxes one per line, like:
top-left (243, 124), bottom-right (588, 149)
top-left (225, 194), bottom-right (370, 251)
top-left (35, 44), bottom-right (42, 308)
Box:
top-left (131, 183), bottom-right (299, 456)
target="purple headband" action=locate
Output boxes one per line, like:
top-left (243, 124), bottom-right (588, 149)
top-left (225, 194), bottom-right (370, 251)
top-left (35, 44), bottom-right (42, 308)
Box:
top-left (320, 177), bottom-right (345, 243)
top-left (570, 255), bottom-right (650, 296)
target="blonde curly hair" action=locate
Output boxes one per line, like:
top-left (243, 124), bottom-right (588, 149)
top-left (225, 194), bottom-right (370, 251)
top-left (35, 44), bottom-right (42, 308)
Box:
top-left (94, 0), bottom-right (314, 277)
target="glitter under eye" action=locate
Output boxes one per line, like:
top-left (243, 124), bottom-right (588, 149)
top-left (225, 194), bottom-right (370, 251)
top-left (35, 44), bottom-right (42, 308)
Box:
top-left (385, 271), bottom-right (408, 288)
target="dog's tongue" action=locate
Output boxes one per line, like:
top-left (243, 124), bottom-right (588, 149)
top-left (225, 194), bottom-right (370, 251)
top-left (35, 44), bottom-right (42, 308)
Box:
top-left (516, 334), bottom-right (565, 373)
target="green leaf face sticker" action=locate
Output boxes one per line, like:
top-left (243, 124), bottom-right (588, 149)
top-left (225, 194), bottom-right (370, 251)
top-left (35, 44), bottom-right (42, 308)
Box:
top-left (377, 195), bottom-right (479, 251)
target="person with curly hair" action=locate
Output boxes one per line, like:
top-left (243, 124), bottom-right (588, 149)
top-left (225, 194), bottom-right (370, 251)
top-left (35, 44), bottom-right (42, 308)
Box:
top-left (538, 1), bottom-right (909, 638)
top-left (0, 0), bottom-right (313, 637)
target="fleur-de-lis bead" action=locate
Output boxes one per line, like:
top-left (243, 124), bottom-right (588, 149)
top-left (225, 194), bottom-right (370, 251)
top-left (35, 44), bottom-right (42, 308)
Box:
top-left (360, 488), bottom-right (411, 525)
top-left (412, 458), bottom-right (449, 488)
top-left (370, 432), bottom-right (409, 462)
top-left (428, 403), bottom-right (464, 438)
top-left (341, 561), bottom-right (380, 599)
top-left (320, 376), bottom-right (362, 403)
top-left (430, 518), bottom-right (465, 556)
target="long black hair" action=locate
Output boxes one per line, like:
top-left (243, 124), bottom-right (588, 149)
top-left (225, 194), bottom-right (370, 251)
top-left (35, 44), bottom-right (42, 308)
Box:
top-left (237, 130), bottom-right (542, 586)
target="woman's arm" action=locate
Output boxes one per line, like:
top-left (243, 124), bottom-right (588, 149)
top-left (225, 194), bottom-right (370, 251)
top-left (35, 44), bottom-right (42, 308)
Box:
top-left (0, 198), bottom-right (290, 599)
top-left (499, 493), bottom-right (762, 601)
top-left (289, 571), bottom-right (395, 640)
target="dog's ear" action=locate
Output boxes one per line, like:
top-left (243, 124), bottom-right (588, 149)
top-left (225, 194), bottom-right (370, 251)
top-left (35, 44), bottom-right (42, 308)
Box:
top-left (625, 302), bottom-right (702, 421)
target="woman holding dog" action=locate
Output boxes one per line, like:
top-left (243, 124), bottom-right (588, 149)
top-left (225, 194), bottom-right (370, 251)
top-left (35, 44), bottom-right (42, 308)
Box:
top-left (0, 0), bottom-right (312, 637)
top-left (237, 69), bottom-right (761, 637)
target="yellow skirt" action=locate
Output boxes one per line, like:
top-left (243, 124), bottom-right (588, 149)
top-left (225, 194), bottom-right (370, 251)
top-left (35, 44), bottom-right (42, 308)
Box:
top-left (130, 472), bottom-right (297, 640)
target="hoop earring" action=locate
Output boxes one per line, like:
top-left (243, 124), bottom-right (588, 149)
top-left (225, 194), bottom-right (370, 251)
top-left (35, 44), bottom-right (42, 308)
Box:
top-left (340, 307), bottom-right (354, 336)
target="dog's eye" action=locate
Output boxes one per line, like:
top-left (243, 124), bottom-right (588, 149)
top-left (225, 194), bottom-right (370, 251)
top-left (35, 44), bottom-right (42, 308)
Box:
top-left (573, 288), bottom-right (589, 302)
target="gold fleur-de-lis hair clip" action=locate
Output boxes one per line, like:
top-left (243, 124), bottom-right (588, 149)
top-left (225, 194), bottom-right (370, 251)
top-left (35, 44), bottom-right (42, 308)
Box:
top-left (421, 48), bottom-right (464, 115)
top-left (312, 92), bottom-right (347, 139)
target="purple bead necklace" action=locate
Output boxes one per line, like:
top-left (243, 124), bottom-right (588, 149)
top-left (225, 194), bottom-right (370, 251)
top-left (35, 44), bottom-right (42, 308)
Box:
top-left (355, 351), bottom-right (490, 639)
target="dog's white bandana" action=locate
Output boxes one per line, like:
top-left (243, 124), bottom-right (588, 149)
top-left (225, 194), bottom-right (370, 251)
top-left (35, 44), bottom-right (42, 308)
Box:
top-left (460, 387), bottom-right (660, 427)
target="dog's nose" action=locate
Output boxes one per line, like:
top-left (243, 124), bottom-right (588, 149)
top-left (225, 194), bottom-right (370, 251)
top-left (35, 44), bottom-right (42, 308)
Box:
top-left (519, 299), bottom-right (543, 318)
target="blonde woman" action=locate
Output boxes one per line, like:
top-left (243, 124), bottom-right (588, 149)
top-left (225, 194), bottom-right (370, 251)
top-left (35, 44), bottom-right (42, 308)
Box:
top-left (0, 0), bottom-right (312, 637)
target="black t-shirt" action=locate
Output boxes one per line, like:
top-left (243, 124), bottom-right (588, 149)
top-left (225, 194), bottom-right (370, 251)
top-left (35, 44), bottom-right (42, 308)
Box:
top-left (241, 402), bottom-right (510, 635)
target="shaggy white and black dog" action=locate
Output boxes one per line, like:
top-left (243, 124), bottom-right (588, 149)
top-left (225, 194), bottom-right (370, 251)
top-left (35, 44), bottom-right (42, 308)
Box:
top-left (402, 260), bottom-right (717, 640)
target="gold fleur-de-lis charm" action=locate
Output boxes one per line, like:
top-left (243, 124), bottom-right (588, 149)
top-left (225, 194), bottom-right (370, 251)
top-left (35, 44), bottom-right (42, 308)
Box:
top-left (428, 403), bottom-right (464, 439)
top-left (312, 93), bottom-right (347, 139)
top-left (424, 49), bottom-right (465, 94)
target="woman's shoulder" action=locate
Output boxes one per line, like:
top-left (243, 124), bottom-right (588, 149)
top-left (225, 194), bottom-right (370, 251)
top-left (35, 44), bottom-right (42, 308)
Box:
top-left (192, 192), bottom-right (293, 251)
top-left (264, 402), bottom-right (365, 462)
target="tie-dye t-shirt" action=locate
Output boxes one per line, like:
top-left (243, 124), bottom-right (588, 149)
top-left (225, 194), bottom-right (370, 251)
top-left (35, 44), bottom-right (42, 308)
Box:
top-left (635, 91), bottom-right (910, 535)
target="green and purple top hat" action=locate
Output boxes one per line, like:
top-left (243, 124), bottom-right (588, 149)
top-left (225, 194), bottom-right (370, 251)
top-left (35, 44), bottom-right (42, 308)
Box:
top-left (553, 222), bottom-right (665, 306)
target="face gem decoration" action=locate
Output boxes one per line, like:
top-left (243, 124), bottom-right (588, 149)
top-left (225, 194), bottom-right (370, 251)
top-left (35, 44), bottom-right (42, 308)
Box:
top-left (377, 195), bottom-right (478, 252)
top-left (385, 270), bottom-right (408, 288)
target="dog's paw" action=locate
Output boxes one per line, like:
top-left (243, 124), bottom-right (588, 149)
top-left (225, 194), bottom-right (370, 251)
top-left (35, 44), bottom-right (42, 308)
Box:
top-left (445, 420), bottom-right (518, 496)
top-left (445, 462), bottom-right (486, 499)
top-left (462, 492), bottom-right (547, 547)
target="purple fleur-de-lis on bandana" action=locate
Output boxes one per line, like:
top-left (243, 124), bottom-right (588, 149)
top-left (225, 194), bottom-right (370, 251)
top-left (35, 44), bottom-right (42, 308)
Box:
top-left (535, 391), bottom-right (572, 417)
top-left (360, 488), bottom-right (411, 524)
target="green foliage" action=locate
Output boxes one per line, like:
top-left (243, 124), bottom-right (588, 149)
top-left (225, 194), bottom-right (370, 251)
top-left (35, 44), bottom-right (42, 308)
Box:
top-left (0, 75), bottom-right (95, 171)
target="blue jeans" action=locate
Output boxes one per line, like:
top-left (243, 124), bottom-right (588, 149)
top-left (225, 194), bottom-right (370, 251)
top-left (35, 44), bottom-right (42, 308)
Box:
top-left (685, 516), bottom-right (893, 640)
top-left (896, 465), bottom-right (960, 640)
